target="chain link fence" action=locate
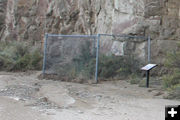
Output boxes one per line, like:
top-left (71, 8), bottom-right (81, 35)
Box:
top-left (97, 34), bottom-right (148, 82)
top-left (43, 34), bottom-right (97, 82)
top-left (42, 34), bottom-right (150, 83)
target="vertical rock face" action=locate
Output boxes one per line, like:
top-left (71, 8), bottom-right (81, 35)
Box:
top-left (1, 0), bottom-right (146, 42)
top-left (144, 0), bottom-right (180, 40)
top-left (1, 0), bottom-right (180, 41)
top-left (0, 0), bottom-right (7, 40)
top-left (0, 0), bottom-right (180, 73)
top-left (143, 0), bottom-right (180, 74)
top-left (144, 0), bottom-right (180, 66)
top-left (95, 0), bottom-right (145, 35)
top-left (3, 0), bottom-right (48, 44)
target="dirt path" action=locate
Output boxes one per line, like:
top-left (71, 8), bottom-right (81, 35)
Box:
top-left (0, 72), bottom-right (180, 120)
top-left (0, 96), bottom-right (51, 120)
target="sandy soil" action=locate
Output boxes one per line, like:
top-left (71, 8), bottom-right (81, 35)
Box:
top-left (0, 72), bottom-right (180, 120)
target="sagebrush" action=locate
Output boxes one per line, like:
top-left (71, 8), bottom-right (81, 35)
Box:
top-left (0, 41), bottom-right (42, 71)
top-left (163, 44), bottom-right (180, 99)
top-left (163, 48), bottom-right (180, 89)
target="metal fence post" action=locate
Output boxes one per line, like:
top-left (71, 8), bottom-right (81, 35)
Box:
top-left (148, 36), bottom-right (151, 63)
top-left (93, 37), bottom-right (96, 57)
top-left (95, 34), bottom-right (100, 83)
top-left (42, 33), bottom-right (48, 75)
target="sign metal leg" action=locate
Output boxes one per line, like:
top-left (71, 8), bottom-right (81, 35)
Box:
top-left (146, 71), bottom-right (150, 88)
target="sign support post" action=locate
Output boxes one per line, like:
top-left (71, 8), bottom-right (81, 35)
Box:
top-left (146, 71), bottom-right (150, 88)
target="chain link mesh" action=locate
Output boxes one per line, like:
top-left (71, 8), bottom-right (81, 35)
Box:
top-left (43, 34), bottom-right (148, 83)
top-left (44, 35), bottom-right (96, 82)
top-left (98, 35), bottom-right (147, 80)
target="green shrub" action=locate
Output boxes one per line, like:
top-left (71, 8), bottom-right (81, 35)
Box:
top-left (83, 54), bottom-right (141, 80)
top-left (99, 55), bottom-right (123, 78)
top-left (163, 48), bottom-right (180, 89)
top-left (81, 58), bottom-right (96, 79)
top-left (162, 44), bottom-right (180, 99)
top-left (98, 55), bottom-right (140, 79)
top-left (163, 71), bottom-right (180, 88)
top-left (165, 84), bottom-right (180, 100)
top-left (0, 41), bottom-right (42, 71)
top-left (29, 49), bottom-right (43, 69)
top-left (165, 50), bottom-right (180, 69)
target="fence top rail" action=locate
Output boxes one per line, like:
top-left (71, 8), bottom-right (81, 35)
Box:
top-left (46, 33), bottom-right (148, 40)
top-left (99, 34), bottom-right (148, 39)
top-left (47, 33), bottom-right (97, 38)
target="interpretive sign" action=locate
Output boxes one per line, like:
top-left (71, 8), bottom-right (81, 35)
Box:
top-left (141, 64), bottom-right (157, 88)
top-left (141, 64), bottom-right (157, 71)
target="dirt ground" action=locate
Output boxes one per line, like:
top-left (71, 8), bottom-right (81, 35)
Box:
top-left (0, 72), bottom-right (180, 120)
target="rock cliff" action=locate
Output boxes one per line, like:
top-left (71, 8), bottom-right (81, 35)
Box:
top-left (0, 0), bottom-right (180, 74)
top-left (0, 0), bottom-right (7, 40)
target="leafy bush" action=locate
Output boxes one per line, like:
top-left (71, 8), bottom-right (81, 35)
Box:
top-left (163, 72), bottom-right (180, 88)
top-left (165, 50), bottom-right (180, 69)
top-left (162, 44), bottom-right (180, 99)
top-left (83, 54), bottom-right (141, 80)
top-left (0, 41), bottom-right (42, 71)
top-left (163, 48), bottom-right (180, 89)
top-left (99, 55), bottom-right (140, 79)
top-left (165, 84), bottom-right (180, 100)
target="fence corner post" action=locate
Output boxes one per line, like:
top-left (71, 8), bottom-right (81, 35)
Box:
top-left (148, 36), bottom-right (151, 63)
top-left (95, 34), bottom-right (100, 84)
top-left (42, 33), bottom-right (48, 76)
